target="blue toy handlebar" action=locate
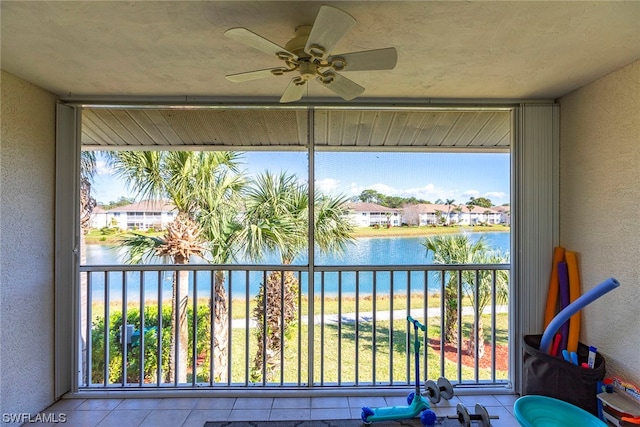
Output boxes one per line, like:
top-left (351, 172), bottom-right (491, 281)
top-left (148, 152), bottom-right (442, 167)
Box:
top-left (407, 315), bottom-right (426, 331)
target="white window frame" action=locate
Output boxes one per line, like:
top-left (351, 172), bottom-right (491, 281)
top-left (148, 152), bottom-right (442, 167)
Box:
top-left (55, 102), bottom-right (558, 395)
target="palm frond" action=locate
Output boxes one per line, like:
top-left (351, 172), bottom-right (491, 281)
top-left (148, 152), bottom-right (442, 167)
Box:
top-left (80, 151), bottom-right (96, 183)
top-left (119, 234), bottom-right (166, 265)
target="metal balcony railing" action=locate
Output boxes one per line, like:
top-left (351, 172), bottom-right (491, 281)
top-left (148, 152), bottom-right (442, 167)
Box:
top-left (78, 263), bottom-right (510, 391)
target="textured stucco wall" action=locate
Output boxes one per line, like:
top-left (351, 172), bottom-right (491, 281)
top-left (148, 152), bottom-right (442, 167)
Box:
top-left (0, 71), bottom-right (57, 420)
top-left (558, 60), bottom-right (640, 384)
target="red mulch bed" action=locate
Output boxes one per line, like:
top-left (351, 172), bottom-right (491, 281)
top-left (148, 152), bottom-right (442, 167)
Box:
top-left (428, 338), bottom-right (508, 371)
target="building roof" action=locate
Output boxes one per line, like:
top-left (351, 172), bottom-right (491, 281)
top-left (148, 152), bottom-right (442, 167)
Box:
top-left (107, 200), bottom-right (176, 213)
top-left (402, 203), bottom-right (501, 214)
top-left (345, 202), bottom-right (401, 213)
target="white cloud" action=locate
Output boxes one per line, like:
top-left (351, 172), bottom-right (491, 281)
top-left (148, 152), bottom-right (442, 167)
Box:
top-left (484, 191), bottom-right (507, 200)
top-left (95, 159), bottom-right (114, 175)
top-left (315, 178), bottom-right (341, 194)
top-left (463, 189), bottom-right (480, 198)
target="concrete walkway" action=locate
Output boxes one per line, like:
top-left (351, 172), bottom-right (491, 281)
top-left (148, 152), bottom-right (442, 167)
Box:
top-left (231, 305), bottom-right (508, 329)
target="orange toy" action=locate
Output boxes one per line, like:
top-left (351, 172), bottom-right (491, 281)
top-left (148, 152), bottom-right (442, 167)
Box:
top-left (544, 247), bottom-right (565, 328)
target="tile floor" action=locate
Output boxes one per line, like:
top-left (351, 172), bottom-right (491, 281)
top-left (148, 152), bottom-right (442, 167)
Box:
top-left (33, 393), bottom-right (521, 426)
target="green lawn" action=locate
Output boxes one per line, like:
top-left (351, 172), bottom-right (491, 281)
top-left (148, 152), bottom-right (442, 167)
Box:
top-left (91, 294), bottom-right (509, 386)
top-left (85, 224), bottom-right (509, 245)
top-left (216, 312), bottom-right (509, 385)
top-left (352, 225), bottom-right (510, 238)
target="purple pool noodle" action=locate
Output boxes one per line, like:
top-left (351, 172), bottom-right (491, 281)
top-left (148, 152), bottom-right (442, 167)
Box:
top-left (541, 277), bottom-right (620, 354)
top-left (558, 262), bottom-right (570, 352)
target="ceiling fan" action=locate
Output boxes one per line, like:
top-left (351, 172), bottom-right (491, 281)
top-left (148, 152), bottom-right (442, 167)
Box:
top-left (224, 5), bottom-right (398, 103)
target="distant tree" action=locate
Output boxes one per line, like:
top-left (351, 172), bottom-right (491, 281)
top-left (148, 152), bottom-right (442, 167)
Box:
top-left (359, 189), bottom-right (381, 204)
top-left (385, 196), bottom-right (404, 208)
top-left (100, 196), bottom-right (135, 210)
top-left (468, 196), bottom-right (493, 208)
top-left (435, 198), bottom-right (444, 204)
top-left (357, 190), bottom-right (428, 208)
top-left (404, 196), bottom-right (430, 205)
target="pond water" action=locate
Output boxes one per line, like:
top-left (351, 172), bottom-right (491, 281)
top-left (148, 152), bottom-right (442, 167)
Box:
top-left (84, 231), bottom-right (510, 299)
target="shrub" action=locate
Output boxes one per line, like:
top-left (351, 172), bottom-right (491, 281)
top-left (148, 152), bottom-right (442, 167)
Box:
top-left (99, 226), bottom-right (118, 235)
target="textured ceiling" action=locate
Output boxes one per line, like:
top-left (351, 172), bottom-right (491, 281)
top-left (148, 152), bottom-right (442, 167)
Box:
top-left (3, 1), bottom-right (638, 149)
top-left (2, 1), bottom-right (639, 102)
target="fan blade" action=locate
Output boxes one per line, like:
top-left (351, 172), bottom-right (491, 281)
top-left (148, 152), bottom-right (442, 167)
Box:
top-left (225, 28), bottom-right (297, 60)
top-left (280, 78), bottom-right (307, 103)
top-left (226, 67), bottom-right (288, 82)
top-left (327, 47), bottom-right (398, 71)
top-left (304, 5), bottom-right (356, 60)
top-left (319, 72), bottom-right (365, 101)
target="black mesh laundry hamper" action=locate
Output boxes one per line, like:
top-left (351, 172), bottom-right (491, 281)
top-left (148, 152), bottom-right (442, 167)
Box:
top-left (523, 334), bottom-right (606, 416)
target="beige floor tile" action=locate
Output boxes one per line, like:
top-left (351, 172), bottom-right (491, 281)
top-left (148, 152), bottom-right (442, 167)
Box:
top-left (47, 398), bottom-right (85, 411)
top-left (272, 396), bottom-right (311, 409)
top-left (59, 410), bottom-right (110, 427)
top-left (312, 407), bottom-right (352, 420)
top-left (116, 398), bottom-right (161, 410)
top-left (77, 399), bottom-right (123, 411)
top-left (193, 397), bottom-right (236, 410)
top-left (155, 397), bottom-right (198, 410)
top-left (181, 409), bottom-right (231, 427)
top-left (269, 408), bottom-right (311, 420)
top-left (233, 397), bottom-right (273, 410)
top-left (457, 394), bottom-right (502, 407)
top-left (493, 393), bottom-right (520, 406)
top-left (311, 396), bottom-right (347, 408)
top-left (350, 407), bottom-right (365, 419)
top-left (348, 396), bottom-right (386, 408)
top-left (96, 409), bottom-right (150, 427)
top-left (227, 409), bottom-right (270, 421)
top-left (139, 409), bottom-right (190, 427)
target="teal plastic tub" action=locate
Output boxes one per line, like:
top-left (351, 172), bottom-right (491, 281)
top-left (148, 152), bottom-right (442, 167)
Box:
top-left (514, 395), bottom-right (607, 427)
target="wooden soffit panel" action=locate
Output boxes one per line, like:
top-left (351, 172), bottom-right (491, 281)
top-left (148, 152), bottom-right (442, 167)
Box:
top-left (81, 107), bottom-right (510, 150)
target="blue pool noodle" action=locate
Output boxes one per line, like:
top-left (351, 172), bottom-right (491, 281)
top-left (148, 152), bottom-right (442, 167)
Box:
top-left (540, 277), bottom-right (620, 354)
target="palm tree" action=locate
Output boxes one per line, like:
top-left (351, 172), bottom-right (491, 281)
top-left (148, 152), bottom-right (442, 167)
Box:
top-left (238, 171), bottom-right (354, 382)
top-left (80, 150), bottom-right (97, 385)
top-left (423, 234), bottom-right (488, 345)
top-left (464, 250), bottom-right (509, 359)
top-left (445, 199), bottom-right (455, 225)
top-left (483, 209), bottom-right (492, 225)
top-left (466, 203), bottom-right (474, 225)
top-left (108, 151), bottom-right (243, 384)
top-left (454, 205), bottom-right (464, 225)
top-left (196, 169), bottom-right (246, 382)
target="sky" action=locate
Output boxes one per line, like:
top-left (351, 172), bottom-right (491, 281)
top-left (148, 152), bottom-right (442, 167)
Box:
top-left (91, 150), bottom-right (510, 206)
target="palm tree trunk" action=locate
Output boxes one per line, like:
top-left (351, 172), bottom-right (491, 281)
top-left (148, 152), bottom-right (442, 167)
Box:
top-left (444, 285), bottom-right (459, 345)
top-left (468, 317), bottom-right (485, 359)
top-left (79, 177), bottom-right (95, 386)
top-left (251, 270), bottom-right (298, 382)
top-left (168, 256), bottom-right (190, 384)
top-left (212, 270), bottom-right (228, 383)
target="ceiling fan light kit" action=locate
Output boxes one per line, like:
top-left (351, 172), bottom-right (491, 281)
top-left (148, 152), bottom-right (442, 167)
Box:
top-left (224, 5), bottom-right (398, 103)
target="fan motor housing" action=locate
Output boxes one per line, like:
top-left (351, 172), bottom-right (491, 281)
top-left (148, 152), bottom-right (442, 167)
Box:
top-left (285, 25), bottom-right (313, 58)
